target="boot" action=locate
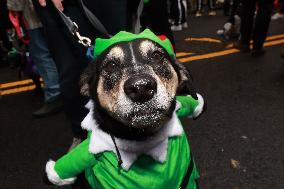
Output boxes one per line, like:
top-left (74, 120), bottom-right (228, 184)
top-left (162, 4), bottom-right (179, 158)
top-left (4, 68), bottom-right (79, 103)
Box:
top-left (32, 97), bottom-right (63, 118)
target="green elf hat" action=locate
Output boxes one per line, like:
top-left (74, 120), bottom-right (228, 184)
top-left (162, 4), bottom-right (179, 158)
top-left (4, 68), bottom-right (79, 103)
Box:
top-left (92, 29), bottom-right (175, 59)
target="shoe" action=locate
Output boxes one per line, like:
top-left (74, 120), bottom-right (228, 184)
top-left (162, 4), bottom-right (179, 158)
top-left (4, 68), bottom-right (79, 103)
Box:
top-left (208, 11), bottom-right (217, 16)
top-left (32, 97), bottom-right (63, 118)
top-left (195, 11), bottom-right (203, 17)
top-left (271, 13), bottom-right (284, 20)
top-left (171, 24), bottom-right (182, 31)
top-left (251, 48), bottom-right (266, 57)
top-left (234, 41), bottom-right (250, 53)
top-left (68, 137), bottom-right (82, 151)
top-left (182, 22), bottom-right (188, 29)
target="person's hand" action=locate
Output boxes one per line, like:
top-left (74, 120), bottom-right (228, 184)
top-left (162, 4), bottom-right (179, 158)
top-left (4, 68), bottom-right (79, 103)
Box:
top-left (38, 0), bottom-right (64, 11)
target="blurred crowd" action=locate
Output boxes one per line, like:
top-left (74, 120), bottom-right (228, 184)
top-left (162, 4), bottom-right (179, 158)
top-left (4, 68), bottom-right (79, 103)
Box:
top-left (0, 0), bottom-right (283, 149)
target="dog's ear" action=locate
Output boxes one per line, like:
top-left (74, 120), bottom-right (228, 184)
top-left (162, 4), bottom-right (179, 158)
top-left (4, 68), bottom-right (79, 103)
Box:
top-left (175, 62), bottom-right (198, 100)
top-left (79, 60), bottom-right (96, 97)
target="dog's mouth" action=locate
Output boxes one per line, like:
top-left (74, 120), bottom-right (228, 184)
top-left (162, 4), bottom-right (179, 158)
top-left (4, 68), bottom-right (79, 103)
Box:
top-left (114, 101), bottom-right (173, 130)
top-left (129, 108), bottom-right (165, 127)
top-left (108, 74), bottom-right (177, 133)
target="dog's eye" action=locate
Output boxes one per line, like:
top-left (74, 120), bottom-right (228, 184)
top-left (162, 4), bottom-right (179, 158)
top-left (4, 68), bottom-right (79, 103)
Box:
top-left (104, 61), bottom-right (118, 72)
top-left (151, 51), bottom-right (164, 64)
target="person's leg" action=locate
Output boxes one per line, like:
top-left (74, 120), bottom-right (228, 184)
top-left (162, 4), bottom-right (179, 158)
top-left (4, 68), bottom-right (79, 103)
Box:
top-left (240, 0), bottom-right (256, 47)
top-left (32, 0), bottom-right (127, 140)
top-left (207, 0), bottom-right (214, 10)
top-left (181, 0), bottom-right (187, 25)
top-left (195, 0), bottom-right (203, 16)
top-left (223, 0), bottom-right (231, 16)
top-left (32, 0), bottom-right (90, 139)
top-left (169, 0), bottom-right (175, 22)
top-left (170, 0), bottom-right (181, 26)
top-left (126, 0), bottom-right (140, 32)
top-left (197, 0), bottom-right (203, 11)
top-left (252, 0), bottom-right (273, 54)
top-left (280, 0), bottom-right (284, 14)
top-left (142, 0), bottom-right (175, 47)
top-left (207, 0), bottom-right (216, 15)
top-left (169, 0), bottom-right (183, 31)
top-left (28, 28), bottom-right (60, 103)
top-left (227, 0), bottom-right (241, 24)
top-left (0, 28), bottom-right (9, 65)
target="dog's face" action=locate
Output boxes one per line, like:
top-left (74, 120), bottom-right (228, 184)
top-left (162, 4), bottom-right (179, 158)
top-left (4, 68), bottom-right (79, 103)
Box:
top-left (81, 38), bottom-right (196, 140)
top-left (97, 39), bottom-right (179, 128)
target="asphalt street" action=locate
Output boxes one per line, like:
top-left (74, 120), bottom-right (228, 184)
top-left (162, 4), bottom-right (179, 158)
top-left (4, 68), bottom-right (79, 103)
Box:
top-left (1, 14), bottom-right (284, 189)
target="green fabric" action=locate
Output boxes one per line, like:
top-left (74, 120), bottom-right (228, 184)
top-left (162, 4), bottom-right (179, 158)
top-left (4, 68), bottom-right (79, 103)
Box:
top-left (54, 139), bottom-right (97, 179)
top-left (86, 134), bottom-right (198, 189)
top-left (93, 29), bottom-right (175, 59)
top-left (54, 95), bottom-right (200, 189)
top-left (55, 135), bottom-right (199, 189)
top-left (176, 96), bottom-right (199, 118)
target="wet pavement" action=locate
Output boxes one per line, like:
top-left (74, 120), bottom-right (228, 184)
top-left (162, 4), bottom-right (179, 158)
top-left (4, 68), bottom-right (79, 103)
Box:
top-left (1, 14), bottom-right (284, 189)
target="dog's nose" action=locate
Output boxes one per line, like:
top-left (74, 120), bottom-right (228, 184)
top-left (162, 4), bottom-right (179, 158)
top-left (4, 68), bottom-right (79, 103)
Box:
top-left (124, 75), bottom-right (157, 103)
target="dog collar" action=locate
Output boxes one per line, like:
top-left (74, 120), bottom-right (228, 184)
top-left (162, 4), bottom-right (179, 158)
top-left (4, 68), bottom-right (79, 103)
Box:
top-left (92, 29), bottom-right (175, 59)
top-left (81, 100), bottom-right (183, 171)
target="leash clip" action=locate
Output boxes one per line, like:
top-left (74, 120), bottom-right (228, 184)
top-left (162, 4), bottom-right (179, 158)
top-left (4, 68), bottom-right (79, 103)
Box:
top-left (73, 22), bottom-right (91, 47)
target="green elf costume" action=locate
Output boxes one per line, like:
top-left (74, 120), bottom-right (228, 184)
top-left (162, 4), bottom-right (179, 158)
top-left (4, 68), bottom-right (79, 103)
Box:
top-left (45, 29), bottom-right (205, 189)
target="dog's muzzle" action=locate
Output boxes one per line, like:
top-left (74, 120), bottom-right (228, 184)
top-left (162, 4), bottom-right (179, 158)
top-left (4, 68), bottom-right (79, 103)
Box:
top-left (124, 74), bottom-right (157, 103)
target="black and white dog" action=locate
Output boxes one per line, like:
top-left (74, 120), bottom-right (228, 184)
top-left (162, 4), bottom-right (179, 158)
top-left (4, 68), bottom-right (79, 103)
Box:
top-left (45, 34), bottom-right (205, 189)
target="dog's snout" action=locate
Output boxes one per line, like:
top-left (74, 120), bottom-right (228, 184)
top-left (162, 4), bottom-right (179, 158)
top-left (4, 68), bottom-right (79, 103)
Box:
top-left (124, 75), bottom-right (157, 103)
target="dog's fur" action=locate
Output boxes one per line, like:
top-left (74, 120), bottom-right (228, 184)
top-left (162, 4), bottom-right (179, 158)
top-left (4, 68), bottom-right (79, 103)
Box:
top-left (80, 38), bottom-right (197, 140)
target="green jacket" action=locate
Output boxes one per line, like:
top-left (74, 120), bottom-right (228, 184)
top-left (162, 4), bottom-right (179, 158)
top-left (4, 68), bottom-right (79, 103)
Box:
top-left (46, 95), bottom-right (204, 189)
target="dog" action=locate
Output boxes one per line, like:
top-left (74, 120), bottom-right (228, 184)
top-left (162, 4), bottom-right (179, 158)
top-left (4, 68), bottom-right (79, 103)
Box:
top-left (45, 29), bottom-right (205, 189)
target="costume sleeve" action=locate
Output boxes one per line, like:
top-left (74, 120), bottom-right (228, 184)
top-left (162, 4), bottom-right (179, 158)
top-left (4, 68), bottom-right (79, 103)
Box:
top-left (176, 93), bottom-right (205, 119)
top-left (45, 138), bottom-right (97, 186)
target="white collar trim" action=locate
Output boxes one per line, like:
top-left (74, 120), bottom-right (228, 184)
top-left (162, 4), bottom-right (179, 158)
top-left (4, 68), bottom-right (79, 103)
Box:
top-left (81, 100), bottom-right (184, 171)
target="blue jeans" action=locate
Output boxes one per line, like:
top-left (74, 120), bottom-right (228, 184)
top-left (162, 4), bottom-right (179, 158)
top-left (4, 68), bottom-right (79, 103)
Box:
top-left (32, 0), bottom-right (126, 138)
top-left (28, 27), bottom-right (60, 103)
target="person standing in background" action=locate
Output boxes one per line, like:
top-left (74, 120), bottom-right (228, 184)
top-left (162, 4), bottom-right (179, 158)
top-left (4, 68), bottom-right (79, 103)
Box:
top-left (7, 0), bottom-right (62, 117)
top-left (32, 0), bottom-right (127, 150)
top-left (238, 0), bottom-right (274, 57)
top-left (128, 0), bottom-right (175, 48)
top-left (169, 0), bottom-right (188, 31)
